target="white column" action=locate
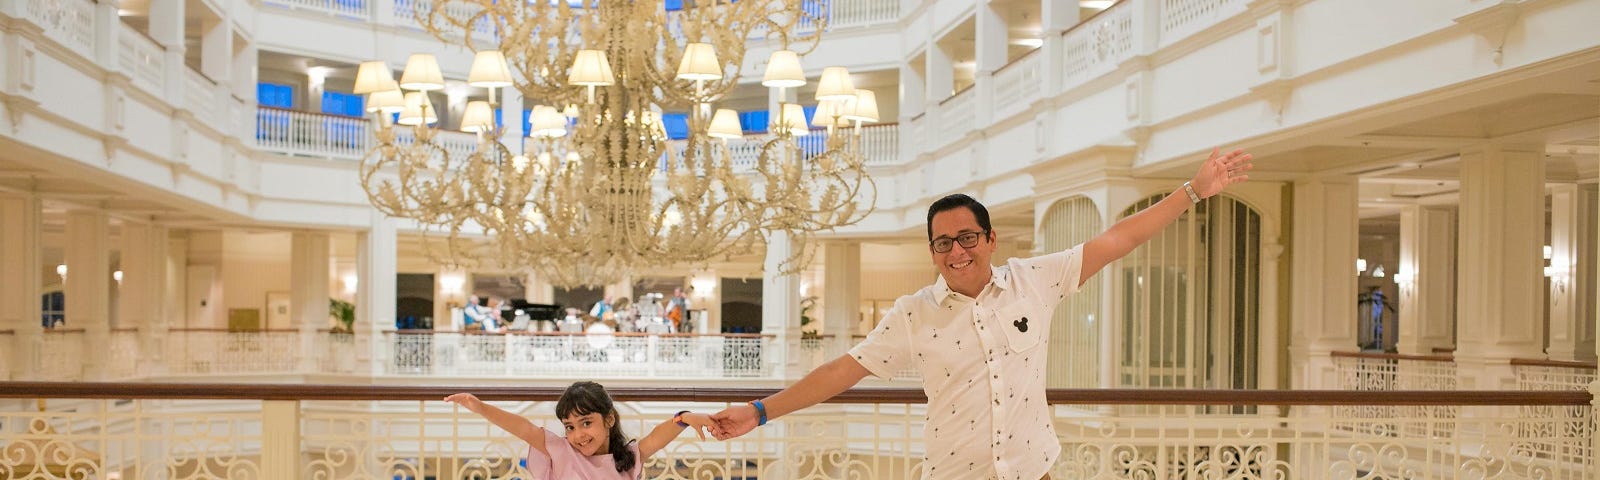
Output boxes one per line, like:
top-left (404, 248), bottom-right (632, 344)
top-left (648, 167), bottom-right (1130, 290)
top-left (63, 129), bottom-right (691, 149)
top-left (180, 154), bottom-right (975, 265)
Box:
top-left (822, 242), bottom-right (860, 357)
top-left (149, 0), bottom-right (186, 103)
top-left (1455, 144), bottom-right (1545, 389)
top-left (972, 2), bottom-right (1006, 125)
top-left (763, 233), bottom-right (802, 380)
top-left (499, 87), bottom-right (524, 151)
top-left (1287, 176), bottom-right (1358, 389)
top-left (306, 70), bottom-right (326, 114)
top-left (690, 271), bottom-right (721, 333)
top-left (66, 210), bottom-right (111, 380)
top-left (926, 43), bottom-right (953, 103)
top-left (118, 221), bottom-right (168, 375)
top-left (1547, 184), bottom-right (1596, 362)
top-left (1394, 206), bottom-right (1457, 356)
top-left (1038, 0), bottom-right (1080, 94)
top-left (292, 232), bottom-right (331, 372)
top-left (0, 194), bottom-right (42, 380)
top-left (93, 0), bottom-right (122, 73)
top-left (200, 17), bottom-right (231, 84)
top-left (358, 213), bottom-right (398, 375)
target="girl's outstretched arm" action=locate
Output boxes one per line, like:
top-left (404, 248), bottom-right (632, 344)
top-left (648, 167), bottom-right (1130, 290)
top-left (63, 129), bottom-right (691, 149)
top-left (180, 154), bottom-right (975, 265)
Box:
top-left (638, 411), bottom-right (712, 460)
top-left (444, 393), bottom-right (548, 456)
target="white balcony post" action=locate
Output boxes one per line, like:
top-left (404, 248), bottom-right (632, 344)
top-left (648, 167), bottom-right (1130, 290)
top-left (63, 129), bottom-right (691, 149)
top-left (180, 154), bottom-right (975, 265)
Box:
top-left (972, 1), bottom-right (1006, 126)
top-left (1287, 176), bottom-right (1359, 390)
top-left (499, 87), bottom-right (523, 152)
top-left (292, 232), bottom-right (331, 373)
top-left (1454, 143), bottom-right (1546, 389)
top-left (1547, 184), bottom-right (1596, 362)
top-left (200, 14), bottom-right (232, 85)
top-left (118, 221), bottom-right (168, 376)
top-left (763, 232), bottom-right (802, 380)
top-left (357, 211), bottom-right (398, 375)
top-left (92, 0), bottom-right (121, 74)
top-left (66, 209), bottom-right (111, 381)
top-left (822, 242), bottom-right (859, 358)
top-left (149, 0), bottom-right (185, 104)
top-left (1394, 205), bottom-right (1457, 356)
top-left (926, 40), bottom-right (953, 104)
top-left (261, 400), bottom-right (301, 480)
top-left (0, 193), bottom-right (43, 380)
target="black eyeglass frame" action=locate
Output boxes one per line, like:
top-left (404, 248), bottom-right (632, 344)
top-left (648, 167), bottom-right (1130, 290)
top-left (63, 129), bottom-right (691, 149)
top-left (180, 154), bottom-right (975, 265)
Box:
top-left (929, 230), bottom-right (988, 253)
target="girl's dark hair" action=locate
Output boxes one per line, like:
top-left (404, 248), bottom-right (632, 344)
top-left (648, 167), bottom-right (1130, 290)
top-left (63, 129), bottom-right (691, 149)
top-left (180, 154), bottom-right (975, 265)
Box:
top-left (555, 381), bottom-right (635, 473)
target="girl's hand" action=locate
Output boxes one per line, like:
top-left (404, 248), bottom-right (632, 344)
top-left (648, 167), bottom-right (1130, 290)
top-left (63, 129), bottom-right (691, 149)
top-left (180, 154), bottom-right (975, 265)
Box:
top-left (679, 413), bottom-right (715, 441)
top-left (443, 393), bottom-right (484, 413)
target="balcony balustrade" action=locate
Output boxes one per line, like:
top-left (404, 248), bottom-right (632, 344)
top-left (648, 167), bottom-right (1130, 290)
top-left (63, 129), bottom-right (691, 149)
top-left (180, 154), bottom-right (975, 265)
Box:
top-left (0, 384), bottom-right (1589, 479)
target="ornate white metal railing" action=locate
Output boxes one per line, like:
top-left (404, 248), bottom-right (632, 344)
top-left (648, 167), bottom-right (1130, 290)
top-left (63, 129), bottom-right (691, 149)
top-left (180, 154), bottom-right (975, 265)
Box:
top-left (255, 107), bottom-right (370, 157)
top-left (381, 331), bottom-right (777, 378)
top-left (36, 329), bottom-right (84, 381)
top-left (0, 385), bottom-right (1591, 479)
top-left (1061, 1), bottom-right (1135, 88)
top-left (993, 49), bottom-right (1043, 116)
top-left (1158, 0), bottom-right (1247, 49)
top-left (392, 0), bottom-right (497, 41)
top-left (164, 329), bottom-right (301, 375)
top-left (117, 26), bottom-right (165, 94)
top-left (825, 0), bottom-right (899, 30)
top-left (1331, 352), bottom-right (1460, 438)
top-left (664, 122), bottom-right (900, 172)
top-left (317, 331), bottom-right (362, 374)
top-left (1515, 360), bottom-right (1598, 465)
top-left (25, 0), bottom-right (95, 58)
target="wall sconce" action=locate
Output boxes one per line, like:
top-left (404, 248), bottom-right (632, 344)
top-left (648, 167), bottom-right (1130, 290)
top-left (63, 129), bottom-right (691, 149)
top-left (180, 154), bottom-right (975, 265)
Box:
top-left (690, 278), bottom-right (716, 298)
top-left (1546, 264), bottom-right (1570, 296)
top-left (113, 270), bottom-right (123, 285)
top-left (1543, 245), bottom-right (1553, 261)
top-left (1370, 264), bottom-right (1385, 278)
top-left (55, 264), bottom-right (66, 280)
top-left (1391, 271), bottom-right (1413, 285)
top-left (1356, 258), bottom-right (1367, 276)
top-left (439, 274), bottom-right (466, 295)
top-left (342, 273), bottom-right (359, 295)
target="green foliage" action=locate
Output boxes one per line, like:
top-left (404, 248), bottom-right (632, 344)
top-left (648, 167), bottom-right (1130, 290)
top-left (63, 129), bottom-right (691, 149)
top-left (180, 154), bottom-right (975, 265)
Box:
top-left (799, 296), bottom-right (820, 340)
top-left (329, 298), bottom-right (356, 333)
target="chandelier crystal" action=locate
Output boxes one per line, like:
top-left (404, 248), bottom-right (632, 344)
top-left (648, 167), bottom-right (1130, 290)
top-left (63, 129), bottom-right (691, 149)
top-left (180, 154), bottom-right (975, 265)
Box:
top-left (354, 0), bottom-right (878, 288)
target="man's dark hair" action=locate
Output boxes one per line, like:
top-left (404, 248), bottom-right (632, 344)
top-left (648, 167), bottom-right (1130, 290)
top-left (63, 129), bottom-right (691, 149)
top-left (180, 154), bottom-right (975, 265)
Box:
top-left (926, 194), bottom-right (992, 241)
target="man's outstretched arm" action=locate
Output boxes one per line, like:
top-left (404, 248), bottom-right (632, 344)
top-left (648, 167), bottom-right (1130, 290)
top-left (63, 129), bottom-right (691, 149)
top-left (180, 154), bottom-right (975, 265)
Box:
top-left (1079, 147), bottom-right (1252, 286)
top-left (710, 354), bottom-right (873, 439)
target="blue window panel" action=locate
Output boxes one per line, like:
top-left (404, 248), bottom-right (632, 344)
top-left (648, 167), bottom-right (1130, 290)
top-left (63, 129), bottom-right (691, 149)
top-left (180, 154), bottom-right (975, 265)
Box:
top-left (521, 109), bottom-right (532, 135)
top-left (739, 110), bottom-right (768, 134)
top-left (494, 108), bottom-right (503, 129)
top-left (321, 91), bottom-right (365, 118)
top-left (257, 83), bottom-right (293, 109)
top-left (660, 112), bottom-right (689, 140)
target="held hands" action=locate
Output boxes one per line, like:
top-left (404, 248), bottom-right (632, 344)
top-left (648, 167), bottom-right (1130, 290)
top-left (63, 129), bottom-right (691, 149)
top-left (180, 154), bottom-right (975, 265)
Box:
top-left (1190, 147), bottom-right (1254, 199)
top-left (708, 403), bottom-right (760, 440)
top-left (443, 393), bottom-right (484, 413)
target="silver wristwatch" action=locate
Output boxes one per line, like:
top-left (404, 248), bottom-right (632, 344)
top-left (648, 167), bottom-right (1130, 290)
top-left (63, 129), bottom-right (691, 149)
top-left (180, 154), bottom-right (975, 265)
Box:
top-left (1181, 181), bottom-right (1201, 204)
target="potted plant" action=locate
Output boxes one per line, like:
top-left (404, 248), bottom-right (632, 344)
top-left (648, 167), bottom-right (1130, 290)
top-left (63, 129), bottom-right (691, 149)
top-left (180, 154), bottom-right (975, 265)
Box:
top-left (798, 296), bottom-right (821, 340)
top-left (329, 298), bottom-right (356, 334)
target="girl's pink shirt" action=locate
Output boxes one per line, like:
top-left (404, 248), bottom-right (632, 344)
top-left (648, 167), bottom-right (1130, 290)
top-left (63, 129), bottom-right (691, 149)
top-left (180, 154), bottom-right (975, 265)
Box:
top-left (525, 428), bottom-right (644, 480)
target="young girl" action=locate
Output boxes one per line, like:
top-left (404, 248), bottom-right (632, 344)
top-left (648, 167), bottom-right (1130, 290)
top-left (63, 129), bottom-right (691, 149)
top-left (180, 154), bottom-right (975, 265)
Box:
top-left (444, 381), bottom-right (713, 479)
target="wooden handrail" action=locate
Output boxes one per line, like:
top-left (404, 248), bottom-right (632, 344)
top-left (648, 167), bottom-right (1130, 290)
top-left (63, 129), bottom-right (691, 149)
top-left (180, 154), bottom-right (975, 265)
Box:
top-left (0, 382), bottom-right (1586, 406)
top-left (1331, 351), bottom-right (1454, 362)
top-left (994, 47), bottom-right (1041, 74)
top-left (385, 329), bottom-right (775, 339)
top-left (1058, 0), bottom-right (1127, 39)
top-left (1511, 358), bottom-right (1599, 370)
top-left (169, 328), bottom-right (303, 333)
top-left (110, 328), bottom-right (139, 333)
top-left (256, 104), bottom-right (366, 121)
top-left (0, 329), bottom-right (13, 335)
top-left (939, 85), bottom-right (975, 106)
top-left (43, 328), bottom-right (86, 334)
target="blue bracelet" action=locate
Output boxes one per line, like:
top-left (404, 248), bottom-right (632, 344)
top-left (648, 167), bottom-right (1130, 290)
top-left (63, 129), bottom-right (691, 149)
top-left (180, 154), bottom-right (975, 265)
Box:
top-left (749, 400), bottom-right (768, 426)
top-left (673, 410), bottom-right (691, 428)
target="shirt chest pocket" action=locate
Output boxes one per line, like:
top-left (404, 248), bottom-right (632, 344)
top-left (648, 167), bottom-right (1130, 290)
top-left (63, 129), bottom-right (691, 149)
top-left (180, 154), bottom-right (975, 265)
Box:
top-left (997, 303), bottom-right (1042, 353)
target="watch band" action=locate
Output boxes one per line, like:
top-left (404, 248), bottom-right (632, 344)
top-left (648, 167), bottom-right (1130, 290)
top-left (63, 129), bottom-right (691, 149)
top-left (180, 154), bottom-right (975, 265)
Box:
top-left (1182, 181), bottom-right (1201, 204)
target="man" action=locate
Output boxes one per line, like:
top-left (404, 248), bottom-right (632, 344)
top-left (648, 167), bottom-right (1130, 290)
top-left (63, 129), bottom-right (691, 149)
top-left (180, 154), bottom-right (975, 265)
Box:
top-left (462, 295), bottom-right (487, 331)
top-left (710, 148), bottom-right (1253, 479)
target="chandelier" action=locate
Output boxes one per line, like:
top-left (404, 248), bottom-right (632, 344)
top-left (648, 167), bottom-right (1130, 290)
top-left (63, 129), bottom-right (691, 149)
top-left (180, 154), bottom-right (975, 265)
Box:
top-left (350, 0), bottom-right (879, 289)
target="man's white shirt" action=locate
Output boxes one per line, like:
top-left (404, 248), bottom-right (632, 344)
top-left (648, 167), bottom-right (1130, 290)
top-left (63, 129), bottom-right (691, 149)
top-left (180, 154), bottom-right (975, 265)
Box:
top-left (849, 245), bottom-right (1084, 480)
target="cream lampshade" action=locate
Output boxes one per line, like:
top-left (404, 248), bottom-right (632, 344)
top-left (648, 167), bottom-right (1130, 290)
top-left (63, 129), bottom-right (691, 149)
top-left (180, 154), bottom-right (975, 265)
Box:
top-left (761, 50), bottom-right (806, 88)
top-left (568, 50), bottom-right (616, 86)
top-left (841, 89), bottom-right (879, 123)
top-left (467, 50), bottom-right (514, 88)
top-left (814, 66), bottom-right (855, 102)
top-left (459, 101), bottom-right (495, 133)
top-left (780, 104), bottom-right (809, 136)
top-left (366, 89), bottom-right (405, 113)
top-left (352, 61), bottom-right (398, 94)
top-left (397, 92), bottom-right (438, 126)
top-left (708, 109), bottom-right (742, 139)
top-left (399, 54), bottom-right (445, 91)
top-left (676, 43), bottom-right (723, 81)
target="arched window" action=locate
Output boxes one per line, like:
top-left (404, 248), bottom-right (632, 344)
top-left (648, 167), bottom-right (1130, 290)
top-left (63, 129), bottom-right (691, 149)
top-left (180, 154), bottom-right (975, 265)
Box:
top-left (1039, 196), bottom-right (1102, 389)
top-left (1116, 194), bottom-right (1261, 408)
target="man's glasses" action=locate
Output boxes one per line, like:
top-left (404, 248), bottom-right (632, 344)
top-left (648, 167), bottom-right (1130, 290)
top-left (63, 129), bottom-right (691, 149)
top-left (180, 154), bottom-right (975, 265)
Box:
top-left (930, 231), bottom-right (986, 253)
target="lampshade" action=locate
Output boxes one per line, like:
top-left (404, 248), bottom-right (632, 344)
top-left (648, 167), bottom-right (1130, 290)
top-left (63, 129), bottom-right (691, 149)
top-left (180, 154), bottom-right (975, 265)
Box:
top-left (468, 50), bottom-right (514, 88)
top-left (366, 89), bottom-right (405, 113)
top-left (529, 105), bottom-right (567, 137)
top-left (762, 50), bottom-right (806, 88)
top-left (676, 43), bottom-right (723, 81)
top-left (780, 104), bottom-right (809, 136)
top-left (399, 54), bottom-right (445, 91)
top-left (397, 92), bottom-right (437, 126)
top-left (352, 61), bottom-right (398, 94)
top-left (841, 89), bottom-right (879, 123)
top-left (708, 109), bottom-right (742, 139)
top-left (815, 66), bottom-right (855, 102)
top-left (459, 100), bottom-right (495, 133)
top-left (569, 50), bottom-right (615, 86)
top-left (810, 100), bottom-right (840, 128)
